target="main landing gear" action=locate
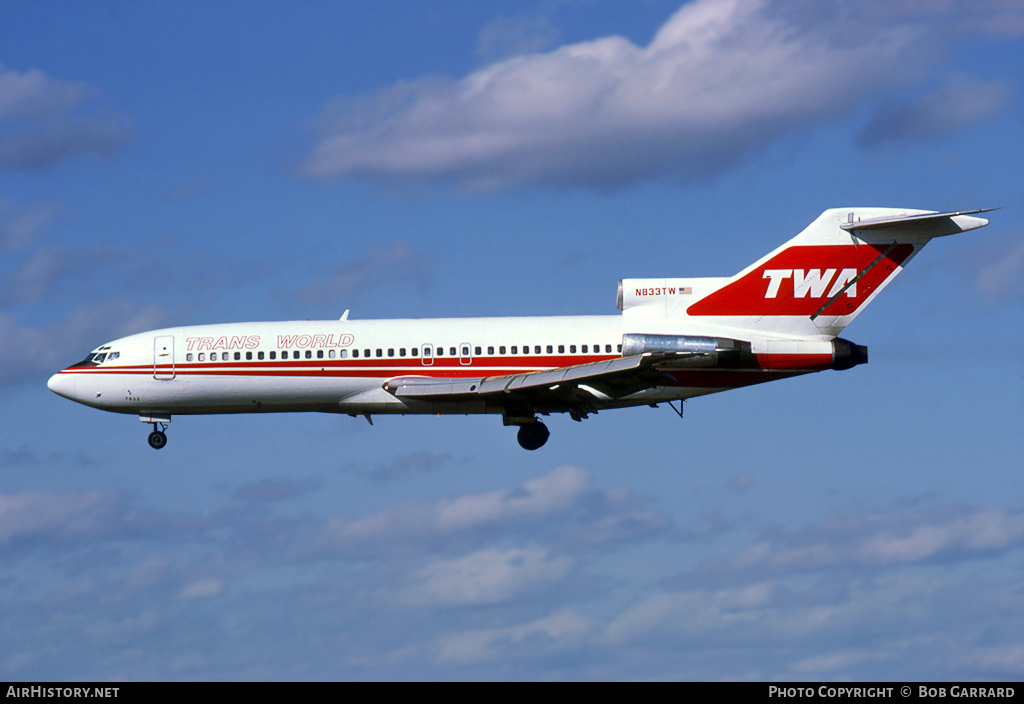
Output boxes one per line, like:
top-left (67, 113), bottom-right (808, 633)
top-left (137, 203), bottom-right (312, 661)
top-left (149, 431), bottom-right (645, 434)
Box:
top-left (516, 421), bottom-right (550, 451)
top-left (148, 424), bottom-right (168, 450)
top-left (141, 415), bottom-right (171, 450)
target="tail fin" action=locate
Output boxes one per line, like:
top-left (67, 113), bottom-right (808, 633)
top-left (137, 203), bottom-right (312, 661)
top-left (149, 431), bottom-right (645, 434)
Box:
top-left (680, 207), bottom-right (991, 337)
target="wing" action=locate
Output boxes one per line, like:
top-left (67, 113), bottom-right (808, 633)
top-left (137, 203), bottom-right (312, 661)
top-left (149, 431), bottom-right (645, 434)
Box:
top-left (382, 335), bottom-right (750, 418)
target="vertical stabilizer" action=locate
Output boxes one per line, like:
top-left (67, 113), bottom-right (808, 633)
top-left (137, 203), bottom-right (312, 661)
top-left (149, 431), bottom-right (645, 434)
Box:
top-left (681, 208), bottom-right (991, 338)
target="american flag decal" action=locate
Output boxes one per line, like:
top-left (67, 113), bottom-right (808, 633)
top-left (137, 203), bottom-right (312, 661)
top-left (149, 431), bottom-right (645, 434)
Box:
top-left (678, 287), bottom-right (692, 294)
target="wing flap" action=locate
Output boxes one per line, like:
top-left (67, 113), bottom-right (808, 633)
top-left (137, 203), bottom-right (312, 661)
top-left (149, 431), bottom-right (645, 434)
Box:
top-left (383, 355), bottom-right (649, 400)
top-left (384, 334), bottom-right (753, 408)
top-left (383, 350), bottom-right (731, 403)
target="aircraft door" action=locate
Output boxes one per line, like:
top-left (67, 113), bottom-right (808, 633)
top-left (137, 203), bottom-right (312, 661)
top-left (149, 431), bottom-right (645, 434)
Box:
top-left (421, 344), bottom-right (433, 366)
top-left (154, 335), bottom-right (175, 380)
top-left (460, 342), bottom-right (472, 366)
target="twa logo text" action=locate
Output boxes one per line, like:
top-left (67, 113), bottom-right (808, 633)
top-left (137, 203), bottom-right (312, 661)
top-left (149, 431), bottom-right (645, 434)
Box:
top-left (762, 268), bottom-right (858, 299)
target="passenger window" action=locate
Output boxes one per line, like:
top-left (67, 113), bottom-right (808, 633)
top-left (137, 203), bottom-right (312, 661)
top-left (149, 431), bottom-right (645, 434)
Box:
top-left (258, 351), bottom-right (265, 360)
top-left (582, 345), bottom-right (588, 353)
top-left (474, 346), bottom-right (481, 356)
top-left (186, 353), bottom-right (193, 362)
top-left (570, 345), bottom-right (576, 353)
top-left (558, 345), bottom-right (564, 353)
top-left (498, 346), bottom-right (504, 355)
top-left (270, 351), bottom-right (276, 360)
top-left (411, 348), bottom-right (417, 357)
top-left (210, 352), bottom-right (218, 361)
top-left (511, 346), bottom-right (517, 355)
top-left (376, 349), bottom-right (383, 357)
top-left (435, 347), bottom-right (443, 357)
top-left (317, 350), bottom-right (324, 359)
top-left (352, 349), bottom-right (359, 358)
top-left (546, 345), bottom-right (553, 354)
top-left (246, 352), bottom-right (253, 360)
top-left (450, 347), bottom-right (456, 356)
top-left (340, 350), bottom-right (347, 358)
top-left (534, 346), bottom-right (541, 354)
top-left (605, 344), bottom-right (612, 353)
top-left (198, 353), bottom-right (205, 361)
top-left (232, 352), bottom-right (239, 361)
top-left (328, 350), bottom-right (335, 359)
top-left (399, 348), bottom-right (406, 357)
top-left (617, 344), bottom-right (622, 352)
top-left (364, 349), bottom-right (370, 357)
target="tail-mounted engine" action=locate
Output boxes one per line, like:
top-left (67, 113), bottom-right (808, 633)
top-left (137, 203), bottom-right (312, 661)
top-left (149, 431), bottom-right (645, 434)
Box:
top-left (621, 333), bottom-right (752, 368)
top-left (621, 333), bottom-right (867, 372)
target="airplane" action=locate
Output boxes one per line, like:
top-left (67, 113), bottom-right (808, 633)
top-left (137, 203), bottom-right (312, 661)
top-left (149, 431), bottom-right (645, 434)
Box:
top-left (47, 207), bottom-right (992, 451)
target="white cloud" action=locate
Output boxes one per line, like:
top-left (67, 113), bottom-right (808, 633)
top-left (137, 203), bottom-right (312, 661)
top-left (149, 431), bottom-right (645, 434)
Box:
top-left (315, 465), bottom-right (590, 553)
top-left (604, 582), bottom-right (776, 644)
top-left (434, 464), bottom-right (590, 531)
top-left (476, 14), bottom-right (559, 63)
top-left (789, 649), bottom-right (891, 674)
top-left (0, 490), bottom-right (123, 546)
top-left (0, 64), bottom-right (92, 119)
top-left (602, 571), bottom-right (964, 654)
top-left (0, 199), bottom-right (64, 252)
top-left (300, 0), bottom-right (989, 190)
top-left (401, 546), bottom-right (573, 607)
top-left (857, 74), bottom-right (1009, 149)
top-left (81, 610), bottom-right (159, 640)
top-left (0, 301), bottom-right (170, 386)
top-left (437, 610), bottom-right (591, 664)
top-left (729, 507), bottom-right (1024, 572)
top-left (178, 579), bottom-right (224, 600)
top-left (967, 644), bottom-right (1024, 675)
top-left (969, 232), bottom-right (1024, 302)
top-left (0, 64), bottom-right (134, 170)
top-left (297, 240), bottom-right (432, 303)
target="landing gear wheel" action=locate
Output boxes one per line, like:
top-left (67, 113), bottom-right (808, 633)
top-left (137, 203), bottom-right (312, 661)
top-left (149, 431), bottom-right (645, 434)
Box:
top-left (517, 422), bottom-right (550, 451)
top-left (148, 431), bottom-right (167, 450)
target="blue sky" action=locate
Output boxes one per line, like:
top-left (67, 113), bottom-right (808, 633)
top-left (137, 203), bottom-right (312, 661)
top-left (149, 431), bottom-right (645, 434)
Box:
top-left (1, 0), bottom-right (1022, 681)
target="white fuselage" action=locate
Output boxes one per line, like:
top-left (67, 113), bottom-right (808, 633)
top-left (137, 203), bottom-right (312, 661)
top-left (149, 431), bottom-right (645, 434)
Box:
top-left (46, 314), bottom-right (822, 420)
top-left (44, 207), bottom-right (990, 450)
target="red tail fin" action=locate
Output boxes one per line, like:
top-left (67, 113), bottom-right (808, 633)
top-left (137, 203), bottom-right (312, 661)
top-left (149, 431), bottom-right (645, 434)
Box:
top-left (687, 242), bottom-right (915, 319)
top-left (681, 207), bottom-right (991, 337)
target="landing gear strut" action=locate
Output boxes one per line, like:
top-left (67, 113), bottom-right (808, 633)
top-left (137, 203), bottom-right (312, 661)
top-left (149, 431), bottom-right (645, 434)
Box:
top-left (147, 422), bottom-right (168, 450)
top-left (516, 421), bottom-right (550, 451)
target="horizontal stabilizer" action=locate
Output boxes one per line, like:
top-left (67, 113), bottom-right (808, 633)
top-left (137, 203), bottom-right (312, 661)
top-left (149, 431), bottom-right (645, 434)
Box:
top-left (840, 208), bottom-right (995, 237)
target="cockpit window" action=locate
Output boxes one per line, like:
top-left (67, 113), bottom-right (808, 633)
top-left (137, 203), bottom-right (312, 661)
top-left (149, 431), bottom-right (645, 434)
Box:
top-left (107, 352), bottom-right (119, 362)
top-left (70, 352), bottom-right (103, 367)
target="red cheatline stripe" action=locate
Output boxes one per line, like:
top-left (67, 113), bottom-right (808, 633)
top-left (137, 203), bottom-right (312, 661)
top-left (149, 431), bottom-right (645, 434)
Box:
top-left (58, 353), bottom-right (835, 383)
top-left (62, 354), bottom-right (616, 374)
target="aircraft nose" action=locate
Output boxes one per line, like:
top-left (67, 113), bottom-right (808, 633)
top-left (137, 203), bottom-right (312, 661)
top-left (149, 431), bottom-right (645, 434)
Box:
top-left (47, 371), bottom-right (78, 400)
